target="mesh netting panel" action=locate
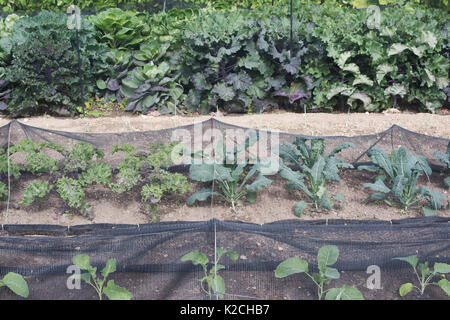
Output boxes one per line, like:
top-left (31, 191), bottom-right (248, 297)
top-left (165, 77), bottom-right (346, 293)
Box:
top-left (0, 119), bottom-right (449, 300)
top-left (0, 218), bottom-right (449, 300)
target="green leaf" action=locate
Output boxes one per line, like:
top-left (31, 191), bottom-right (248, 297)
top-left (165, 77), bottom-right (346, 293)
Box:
top-left (388, 43), bottom-right (409, 56)
top-left (101, 258), bottom-right (116, 279)
top-left (376, 64), bottom-right (394, 84)
top-left (324, 267), bottom-right (340, 279)
top-left (246, 174), bottom-right (272, 191)
top-left (189, 164), bottom-right (215, 182)
top-left (186, 188), bottom-right (217, 206)
top-left (399, 283), bottom-right (414, 297)
top-left (393, 255), bottom-right (418, 269)
top-left (97, 79), bottom-right (107, 90)
top-left (437, 279), bottom-right (450, 296)
top-left (362, 179), bottom-right (390, 193)
top-left (294, 201), bottom-right (308, 217)
top-left (73, 254), bottom-right (91, 270)
top-left (317, 245), bottom-right (339, 271)
top-left (384, 84), bottom-right (407, 98)
top-left (275, 257), bottom-right (309, 278)
top-left (245, 191), bottom-right (257, 203)
top-left (1, 272), bottom-right (29, 298)
top-left (310, 155), bottom-right (325, 186)
top-left (211, 274), bottom-right (225, 299)
top-left (422, 206), bottom-right (437, 217)
top-left (181, 251), bottom-right (208, 267)
top-left (103, 280), bottom-right (132, 300)
top-left (433, 263), bottom-right (450, 274)
top-left (325, 286), bottom-right (364, 300)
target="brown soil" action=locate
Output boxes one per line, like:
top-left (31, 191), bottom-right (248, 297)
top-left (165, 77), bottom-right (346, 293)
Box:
top-left (1, 110), bottom-right (449, 138)
top-left (0, 111), bottom-right (448, 226)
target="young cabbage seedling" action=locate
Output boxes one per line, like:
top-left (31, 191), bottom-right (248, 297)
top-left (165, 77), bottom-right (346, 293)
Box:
top-left (393, 255), bottom-right (450, 297)
top-left (275, 245), bottom-right (364, 300)
top-left (72, 254), bottom-right (132, 300)
top-left (181, 247), bottom-right (238, 299)
top-left (0, 272), bottom-right (29, 298)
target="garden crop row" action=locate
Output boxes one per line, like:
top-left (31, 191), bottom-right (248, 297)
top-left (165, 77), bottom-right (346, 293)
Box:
top-left (1, 136), bottom-right (449, 222)
top-left (1, 246), bottom-right (449, 300)
top-left (0, 2), bottom-right (448, 117)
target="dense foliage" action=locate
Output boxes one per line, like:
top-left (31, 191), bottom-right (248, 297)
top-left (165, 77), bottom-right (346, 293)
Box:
top-left (0, 3), bottom-right (448, 116)
top-left (1, 11), bottom-right (107, 117)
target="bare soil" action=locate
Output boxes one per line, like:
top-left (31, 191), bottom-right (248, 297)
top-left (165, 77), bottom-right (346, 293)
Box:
top-left (0, 111), bottom-right (449, 226)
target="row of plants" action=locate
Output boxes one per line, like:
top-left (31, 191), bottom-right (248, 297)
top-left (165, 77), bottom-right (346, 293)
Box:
top-left (1, 0), bottom-right (448, 13)
top-left (0, 2), bottom-right (448, 117)
top-left (1, 136), bottom-right (448, 221)
top-left (2, 248), bottom-right (449, 300)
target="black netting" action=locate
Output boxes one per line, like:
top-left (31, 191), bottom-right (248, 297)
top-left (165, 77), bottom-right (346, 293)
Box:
top-left (0, 119), bottom-right (449, 300)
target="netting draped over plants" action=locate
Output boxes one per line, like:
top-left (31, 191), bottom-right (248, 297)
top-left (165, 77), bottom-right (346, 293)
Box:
top-left (0, 118), bottom-right (449, 300)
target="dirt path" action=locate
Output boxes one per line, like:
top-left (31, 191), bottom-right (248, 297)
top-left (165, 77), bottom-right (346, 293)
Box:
top-left (1, 111), bottom-right (449, 138)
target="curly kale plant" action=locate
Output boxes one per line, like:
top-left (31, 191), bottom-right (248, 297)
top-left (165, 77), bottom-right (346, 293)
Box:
top-left (2, 11), bottom-right (107, 117)
top-left (110, 142), bottom-right (190, 221)
top-left (14, 139), bottom-right (110, 219)
top-left (275, 245), bottom-right (364, 300)
top-left (359, 146), bottom-right (448, 215)
top-left (433, 141), bottom-right (450, 189)
top-left (187, 132), bottom-right (275, 212)
top-left (278, 138), bottom-right (354, 216)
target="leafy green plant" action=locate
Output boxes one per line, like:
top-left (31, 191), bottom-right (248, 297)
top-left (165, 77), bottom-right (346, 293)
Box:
top-left (110, 142), bottom-right (190, 221)
top-left (120, 43), bottom-right (184, 114)
top-left (95, 50), bottom-right (134, 103)
top-left (187, 133), bottom-right (274, 212)
top-left (312, 5), bottom-right (449, 113)
top-left (393, 255), bottom-right (450, 297)
top-left (359, 146), bottom-right (447, 215)
top-left (2, 11), bottom-right (107, 117)
top-left (7, 139), bottom-right (110, 219)
top-left (278, 138), bottom-right (354, 216)
top-left (275, 245), bottom-right (364, 300)
top-left (433, 141), bottom-right (450, 189)
top-left (20, 180), bottom-right (53, 207)
top-left (89, 8), bottom-right (151, 51)
top-left (0, 181), bottom-right (7, 201)
top-left (72, 254), bottom-right (132, 300)
top-left (0, 272), bottom-right (29, 298)
top-left (181, 247), bottom-right (238, 299)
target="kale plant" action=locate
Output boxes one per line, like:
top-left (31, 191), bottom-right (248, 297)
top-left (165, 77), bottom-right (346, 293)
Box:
top-left (2, 11), bottom-right (107, 116)
top-left (278, 138), bottom-right (354, 216)
top-left (187, 132), bottom-right (274, 212)
top-left (275, 245), bottom-right (364, 300)
top-left (359, 146), bottom-right (447, 215)
top-left (110, 142), bottom-right (190, 222)
top-left (72, 254), bottom-right (132, 300)
top-left (181, 247), bottom-right (238, 299)
top-left (433, 141), bottom-right (450, 189)
top-left (393, 255), bottom-right (450, 297)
